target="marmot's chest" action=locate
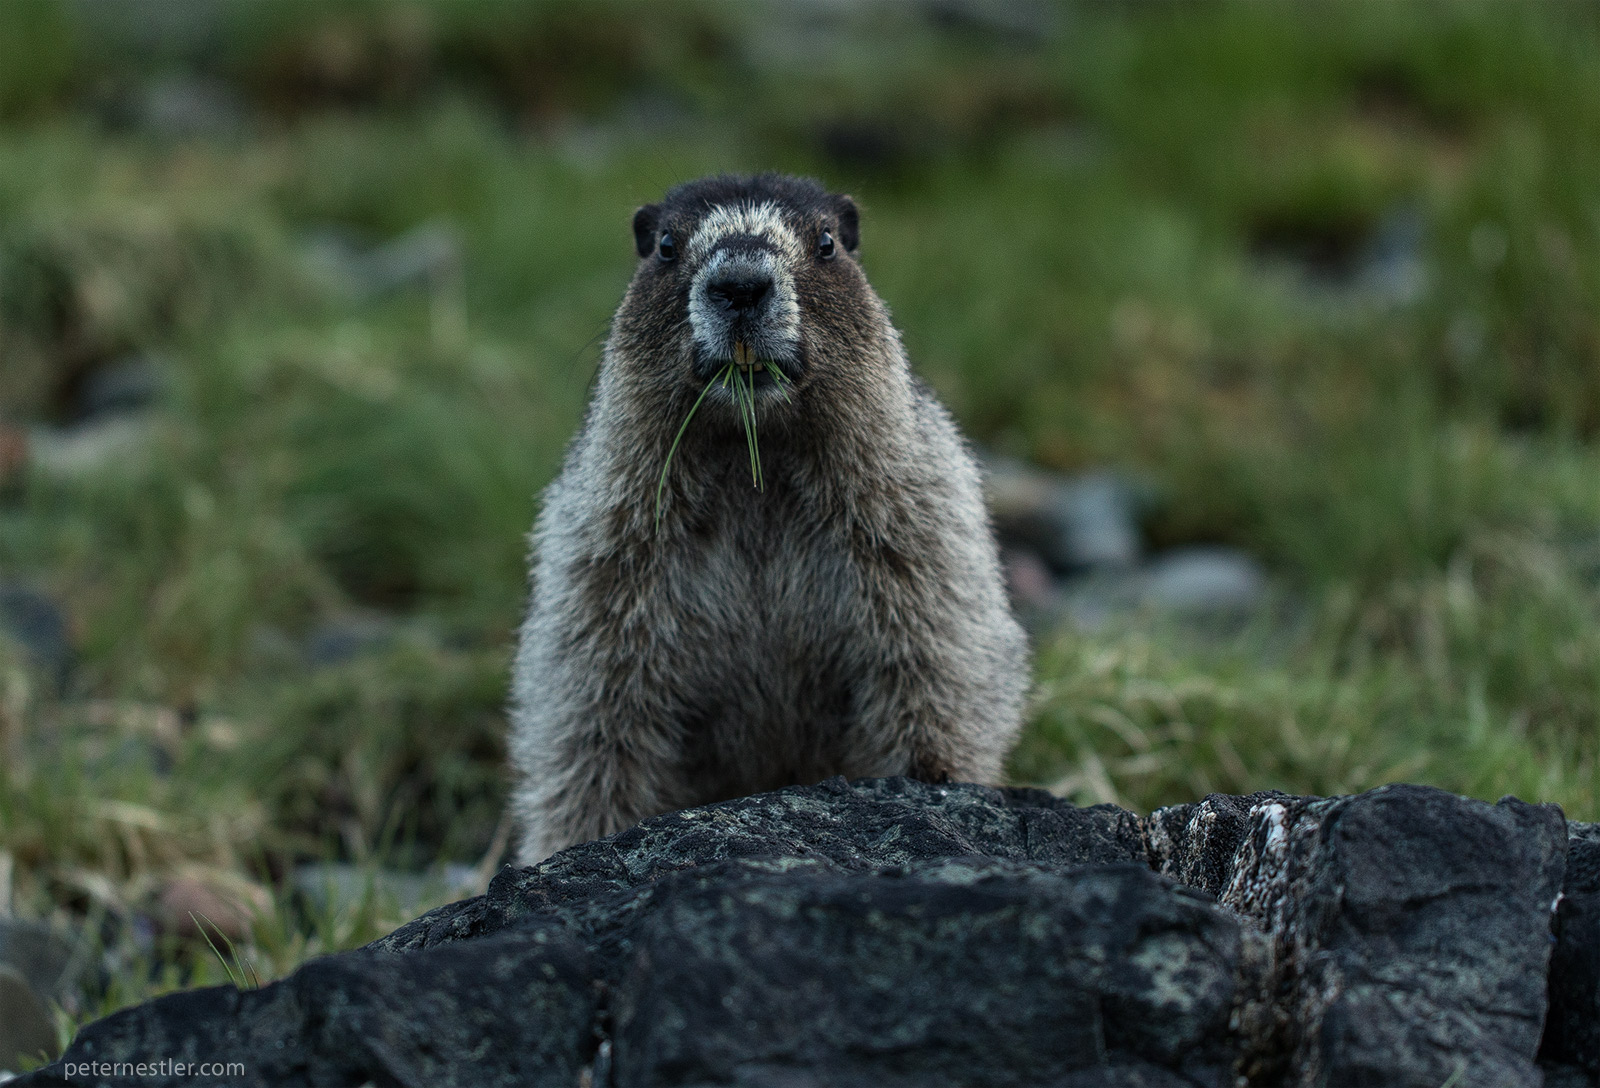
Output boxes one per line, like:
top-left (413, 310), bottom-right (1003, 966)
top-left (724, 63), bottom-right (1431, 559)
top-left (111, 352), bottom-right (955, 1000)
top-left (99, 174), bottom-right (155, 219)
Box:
top-left (665, 512), bottom-right (854, 623)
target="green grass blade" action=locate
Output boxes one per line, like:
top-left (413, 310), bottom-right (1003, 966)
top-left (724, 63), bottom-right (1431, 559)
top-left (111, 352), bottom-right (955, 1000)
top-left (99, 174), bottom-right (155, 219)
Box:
top-left (746, 366), bottom-right (764, 490)
top-left (655, 364), bottom-right (730, 528)
top-left (191, 912), bottom-right (243, 989)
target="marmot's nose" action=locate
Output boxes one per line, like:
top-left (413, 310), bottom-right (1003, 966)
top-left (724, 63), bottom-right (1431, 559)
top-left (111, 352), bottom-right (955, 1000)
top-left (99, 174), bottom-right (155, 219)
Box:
top-left (707, 274), bottom-right (773, 314)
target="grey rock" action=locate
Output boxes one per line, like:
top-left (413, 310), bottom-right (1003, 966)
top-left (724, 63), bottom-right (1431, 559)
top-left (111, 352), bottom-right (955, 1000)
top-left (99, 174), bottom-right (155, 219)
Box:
top-left (983, 456), bottom-right (1143, 573)
top-left (1141, 547), bottom-right (1267, 618)
top-left (1358, 204), bottom-right (1428, 305)
top-left (25, 417), bottom-right (156, 480)
top-left (0, 966), bottom-right (57, 1074)
top-left (119, 77), bottom-right (248, 141)
top-left (302, 614), bottom-right (398, 667)
top-left (1543, 822), bottom-right (1600, 1078)
top-left (0, 921), bottom-right (79, 1006)
top-left (72, 355), bottom-right (167, 423)
top-left (1057, 547), bottom-right (1270, 632)
top-left (0, 584), bottom-right (72, 690)
top-left (17, 778), bottom-right (1585, 1088)
top-left (302, 221), bottom-right (462, 303)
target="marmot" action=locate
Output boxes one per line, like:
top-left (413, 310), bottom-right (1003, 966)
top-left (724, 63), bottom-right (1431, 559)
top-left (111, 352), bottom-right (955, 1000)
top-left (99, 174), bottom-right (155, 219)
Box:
top-left (509, 173), bottom-right (1028, 863)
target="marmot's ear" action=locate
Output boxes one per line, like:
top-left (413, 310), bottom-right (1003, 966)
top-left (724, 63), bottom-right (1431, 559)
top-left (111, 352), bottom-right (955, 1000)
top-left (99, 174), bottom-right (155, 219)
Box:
top-left (834, 195), bottom-right (860, 254)
top-left (632, 204), bottom-right (662, 258)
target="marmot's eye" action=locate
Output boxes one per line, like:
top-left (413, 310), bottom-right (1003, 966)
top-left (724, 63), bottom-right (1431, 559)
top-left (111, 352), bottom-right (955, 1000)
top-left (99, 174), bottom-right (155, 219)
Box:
top-left (817, 230), bottom-right (835, 260)
top-left (658, 232), bottom-right (677, 262)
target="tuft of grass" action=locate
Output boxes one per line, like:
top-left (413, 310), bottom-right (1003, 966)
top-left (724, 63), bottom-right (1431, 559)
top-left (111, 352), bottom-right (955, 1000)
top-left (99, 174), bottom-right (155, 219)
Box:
top-left (191, 912), bottom-right (261, 991)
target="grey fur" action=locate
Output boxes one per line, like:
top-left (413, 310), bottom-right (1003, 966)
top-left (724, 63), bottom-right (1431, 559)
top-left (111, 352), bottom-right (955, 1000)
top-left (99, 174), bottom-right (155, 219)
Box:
top-left (509, 174), bottom-right (1029, 863)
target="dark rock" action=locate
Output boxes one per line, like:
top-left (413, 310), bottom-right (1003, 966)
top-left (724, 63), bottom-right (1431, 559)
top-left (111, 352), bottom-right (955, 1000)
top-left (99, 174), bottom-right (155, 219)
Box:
top-left (1153, 785), bottom-right (1566, 1087)
top-left (18, 779), bottom-right (1583, 1088)
top-left (1543, 822), bottom-right (1600, 1079)
top-left (379, 777), bottom-right (1148, 956)
top-left (608, 862), bottom-right (1239, 1088)
top-left (45, 928), bottom-right (594, 1088)
top-left (1143, 790), bottom-right (1296, 899)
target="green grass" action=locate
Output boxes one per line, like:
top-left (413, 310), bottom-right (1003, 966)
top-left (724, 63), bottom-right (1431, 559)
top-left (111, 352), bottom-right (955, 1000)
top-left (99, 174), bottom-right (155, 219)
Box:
top-left (2, 0), bottom-right (1600, 1046)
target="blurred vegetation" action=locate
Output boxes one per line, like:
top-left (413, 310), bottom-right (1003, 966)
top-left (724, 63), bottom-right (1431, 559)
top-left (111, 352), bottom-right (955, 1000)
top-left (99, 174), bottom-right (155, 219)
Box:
top-left (3, 0), bottom-right (1600, 1038)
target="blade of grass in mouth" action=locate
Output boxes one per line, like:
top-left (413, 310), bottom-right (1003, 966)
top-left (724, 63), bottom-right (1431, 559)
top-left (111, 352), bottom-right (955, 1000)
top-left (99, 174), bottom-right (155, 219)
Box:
top-left (654, 363), bottom-right (730, 528)
top-left (744, 363), bottom-right (763, 489)
top-left (655, 358), bottom-right (778, 529)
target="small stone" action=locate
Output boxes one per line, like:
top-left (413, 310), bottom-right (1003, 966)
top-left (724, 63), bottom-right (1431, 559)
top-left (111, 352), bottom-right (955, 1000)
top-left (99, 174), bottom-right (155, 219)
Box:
top-left (302, 222), bottom-right (462, 303)
top-left (1142, 546), bottom-right (1267, 618)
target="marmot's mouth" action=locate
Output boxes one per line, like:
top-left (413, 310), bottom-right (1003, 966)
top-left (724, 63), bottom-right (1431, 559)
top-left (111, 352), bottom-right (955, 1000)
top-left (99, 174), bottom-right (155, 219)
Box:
top-left (731, 342), bottom-right (779, 384)
top-left (690, 339), bottom-right (801, 388)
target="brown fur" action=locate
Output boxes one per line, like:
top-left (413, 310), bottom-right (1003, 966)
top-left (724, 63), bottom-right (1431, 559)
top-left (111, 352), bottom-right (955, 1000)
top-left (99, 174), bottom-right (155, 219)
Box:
top-left (509, 174), bottom-right (1028, 863)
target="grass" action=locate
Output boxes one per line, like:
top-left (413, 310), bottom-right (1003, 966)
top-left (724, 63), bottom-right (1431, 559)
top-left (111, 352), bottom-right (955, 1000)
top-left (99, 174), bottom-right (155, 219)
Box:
top-left (2, 0), bottom-right (1600, 1050)
top-left (655, 356), bottom-right (789, 527)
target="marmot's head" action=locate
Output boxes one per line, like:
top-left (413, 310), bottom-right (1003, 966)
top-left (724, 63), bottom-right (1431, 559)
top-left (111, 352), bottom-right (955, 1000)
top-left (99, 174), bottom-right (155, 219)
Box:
top-left (612, 174), bottom-right (875, 408)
